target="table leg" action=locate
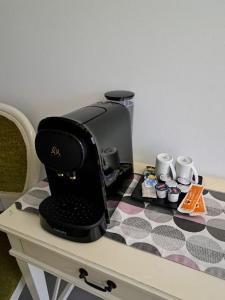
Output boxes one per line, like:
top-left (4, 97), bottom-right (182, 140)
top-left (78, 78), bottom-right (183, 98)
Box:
top-left (57, 283), bottom-right (74, 300)
top-left (16, 259), bottom-right (49, 300)
top-left (52, 277), bottom-right (61, 300)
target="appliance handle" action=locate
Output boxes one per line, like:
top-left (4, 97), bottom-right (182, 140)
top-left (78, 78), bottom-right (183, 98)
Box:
top-left (169, 162), bottom-right (176, 180)
top-left (79, 268), bottom-right (117, 293)
top-left (192, 164), bottom-right (199, 184)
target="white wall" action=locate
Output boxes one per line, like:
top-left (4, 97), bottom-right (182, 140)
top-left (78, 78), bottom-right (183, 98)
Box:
top-left (0, 0), bottom-right (224, 178)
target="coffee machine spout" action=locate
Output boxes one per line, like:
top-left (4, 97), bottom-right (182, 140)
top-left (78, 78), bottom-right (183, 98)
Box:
top-left (57, 173), bottom-right (64, 177)
top-left (69, 171), bottom-right (76, 180)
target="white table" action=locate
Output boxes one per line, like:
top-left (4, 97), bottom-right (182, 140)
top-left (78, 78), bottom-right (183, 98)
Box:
top-left (0, 162), bottom-right (225, 300)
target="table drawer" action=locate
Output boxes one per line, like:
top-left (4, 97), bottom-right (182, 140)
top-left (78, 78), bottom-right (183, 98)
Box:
top-left (20, 239), bottom-right (173, 300)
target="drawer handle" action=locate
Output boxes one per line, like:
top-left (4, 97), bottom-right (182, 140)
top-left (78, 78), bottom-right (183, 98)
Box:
top-left (79, 268), bottom-right (117, 292)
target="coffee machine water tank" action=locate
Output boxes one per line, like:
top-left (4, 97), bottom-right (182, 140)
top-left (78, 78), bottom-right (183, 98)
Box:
top-left (104, 90), bottom-right (135, 131)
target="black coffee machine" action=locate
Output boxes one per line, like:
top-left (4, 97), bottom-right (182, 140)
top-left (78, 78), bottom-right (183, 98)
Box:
top-left (35, 97), bottom-right (133, 242)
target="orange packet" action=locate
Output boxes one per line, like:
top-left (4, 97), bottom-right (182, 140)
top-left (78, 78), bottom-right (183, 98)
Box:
top-left (190, 195), bottom-right (206, 215)
top-left (178, 184), bottom-right (204, 213)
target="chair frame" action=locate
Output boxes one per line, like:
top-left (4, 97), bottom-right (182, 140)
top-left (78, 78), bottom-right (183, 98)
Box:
top-left (0, 102), bottom-right (41, 209)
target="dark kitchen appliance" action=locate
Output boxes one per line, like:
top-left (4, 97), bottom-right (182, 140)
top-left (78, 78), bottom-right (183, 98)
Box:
top-left (35, 100), bottom-right (133, 242)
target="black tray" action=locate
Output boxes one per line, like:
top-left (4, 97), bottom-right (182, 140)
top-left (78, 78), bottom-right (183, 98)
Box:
top-left (131, 175), bottom-right (203, 210)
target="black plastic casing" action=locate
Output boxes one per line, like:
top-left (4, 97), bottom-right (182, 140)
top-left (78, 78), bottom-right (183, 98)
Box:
top-left (35, 101), bottom-right (133, 242)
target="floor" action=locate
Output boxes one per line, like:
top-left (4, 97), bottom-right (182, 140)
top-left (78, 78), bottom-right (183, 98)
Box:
top-left (19, 272), bottom-right (101, 300)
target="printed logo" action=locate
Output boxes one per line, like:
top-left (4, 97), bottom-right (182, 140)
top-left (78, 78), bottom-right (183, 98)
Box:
top-left (51, 146), bottom-right (61, 158)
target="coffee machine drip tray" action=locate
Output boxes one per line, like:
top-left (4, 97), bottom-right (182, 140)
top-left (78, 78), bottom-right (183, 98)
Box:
top-left (39, 195), bottom-right (107, 243)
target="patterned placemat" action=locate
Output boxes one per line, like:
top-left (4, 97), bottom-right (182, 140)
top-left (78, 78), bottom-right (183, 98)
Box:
top-left (106, 174), bottom-right (225, 280)
top-left (15, 180), bottom-right (50, 213)
top-left (15, 175), bottom-right (225, 280)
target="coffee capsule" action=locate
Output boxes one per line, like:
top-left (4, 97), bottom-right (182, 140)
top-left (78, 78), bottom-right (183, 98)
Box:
top-left (168, 187), bottom-right (181, 203)
top-left (155, 183), bottom-right (168, 199)
top-left (177, 177), bottom-right (191, 186)
top-left (177, 184), bottom-right (189, 194)
top-left (159, 174), bottom-right (172, 182)
top-left (166, 180), bottom-right (178, 188)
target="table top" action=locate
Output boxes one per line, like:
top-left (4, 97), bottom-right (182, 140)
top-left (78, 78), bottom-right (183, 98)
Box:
top-left (0, 162), bottom-right (225, 300)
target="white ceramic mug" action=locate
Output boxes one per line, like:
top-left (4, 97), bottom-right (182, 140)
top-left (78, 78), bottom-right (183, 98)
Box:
top-left (155, 153), bottom-right (176, 180)
top-left (175, 156), bottom-right (199, 184)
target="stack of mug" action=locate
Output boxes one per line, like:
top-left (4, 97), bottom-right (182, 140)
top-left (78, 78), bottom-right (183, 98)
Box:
top-left (154, 153), bottom-right (199, 203)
